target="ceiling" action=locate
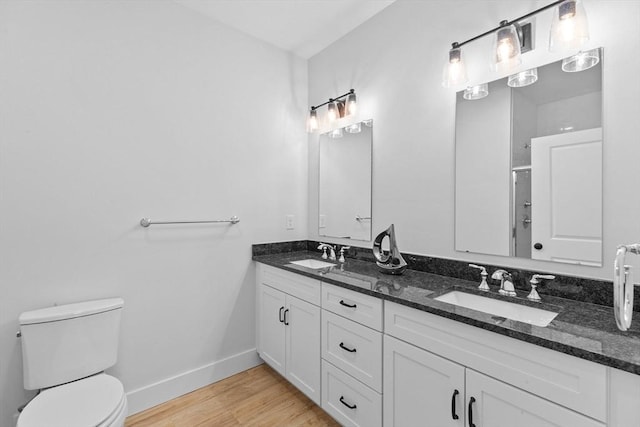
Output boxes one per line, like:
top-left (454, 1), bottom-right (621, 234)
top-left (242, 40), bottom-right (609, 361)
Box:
top-left (174, 0), bottom-right (396, 58)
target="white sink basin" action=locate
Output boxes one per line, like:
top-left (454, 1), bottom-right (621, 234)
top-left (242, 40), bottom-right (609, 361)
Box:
top-left (434, 291), bottom-right (558, 327)
top-left (290, 259), bottom-right (336, 269)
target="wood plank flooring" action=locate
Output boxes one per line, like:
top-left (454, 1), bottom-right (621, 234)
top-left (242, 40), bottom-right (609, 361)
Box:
top-left (125, 364), bottom-right (340, 427)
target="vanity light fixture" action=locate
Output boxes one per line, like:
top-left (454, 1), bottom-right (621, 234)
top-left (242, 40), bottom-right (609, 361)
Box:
top-left (443, 0), bottom-right (590, 88)
top-left (307, 89), bottom-right (357, 133)
top-left (507, 68), bottom-right (538, 87)
top-left (561, 47), bottom-right (600, 72)
top-left (463, 84), bottom-right (489, 100)
top-left (493, 21), bottom-right (522, 72)
top-left (346, 91), bottom-right (357, 115)
top-left (308, 108), bottom-right (319, 132)
top-left (442, 43), bottom-right (468, 88)
top-left (549, 0), bottom-right (589, 52)
top-left (327, 100), bottom-right (339, 122)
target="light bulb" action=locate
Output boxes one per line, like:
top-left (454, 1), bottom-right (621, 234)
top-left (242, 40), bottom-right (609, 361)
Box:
top-left (442, 45), bottom-right (468, 88)
top-left (549, 0), bottom-right (589, 52)
top-left (345, 122), bottom-right (361, 133)
top-left (307, 109), bottom-right (318, 132)
top-left (346, 91), bottom-right (357, 115)
top-left (507, 68), bottom-right (538, 87)
top-left (493, 23), bottom-right (521, 72)
top-left (463, 84), bottom-right (489, 100)
top-left (327, 100), bottom-right (338, 122)
top-left (562, 48), bottom-right (600, 72)
top-left (329, 128), bottom-right (343, 139)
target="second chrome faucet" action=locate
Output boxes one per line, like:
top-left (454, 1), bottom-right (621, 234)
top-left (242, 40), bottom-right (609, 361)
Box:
top-left (469, 264), bottom-right (556, 302)
top-left (491, 269), bottom-right (517, 297)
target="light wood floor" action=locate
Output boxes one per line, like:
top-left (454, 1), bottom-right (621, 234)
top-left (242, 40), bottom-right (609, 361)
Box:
top-left (125, 364), bottom-right (340, 427)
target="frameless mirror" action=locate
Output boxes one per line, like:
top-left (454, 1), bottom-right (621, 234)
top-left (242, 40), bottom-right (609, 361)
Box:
top-left (455, 49), bottom-right (603, 266)
top-left (319, 120), bottom-right (373, 241)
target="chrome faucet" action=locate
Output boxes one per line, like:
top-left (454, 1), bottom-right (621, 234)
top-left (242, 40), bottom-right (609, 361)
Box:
top-left (491, 269), bottom-right (516, 297)
top-left (527, 274), bottom-right (555, 302)
top-left (317, 243), bottom-right (336, 261)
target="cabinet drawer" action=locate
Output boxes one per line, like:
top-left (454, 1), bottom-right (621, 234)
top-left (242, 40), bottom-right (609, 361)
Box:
top-left (385, 301), bottom-right (607, 422)
top-left (258, 263), bottom-right (321, 306)
top-left (321, 360), bottom-right (382, 427)
top-left (321, 283), bottom-right (383, 330)
top-left (322, 310), bottom-right (382, 392)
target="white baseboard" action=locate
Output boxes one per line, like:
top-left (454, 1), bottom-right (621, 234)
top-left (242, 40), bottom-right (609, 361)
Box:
top-left (126, 348), bottom-right (262, 416)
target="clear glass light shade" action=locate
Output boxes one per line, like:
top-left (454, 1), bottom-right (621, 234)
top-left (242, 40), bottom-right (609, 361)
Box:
top-left (549, 0), bottom-right (589, 52)
top-left (307, 109), bottom-right (318, 132)
top-left (442, 47), bottom-right (468, 88)
top-left (345, 122), bottom-right (362, 133)
top-left (346, 92), bottom-right (357, 115)
top-left (507, 68), bottom-right (538, 87)
top-left (327, 101), bottom-right (338, 122)
top-left (463, 84), bottom-right (489, 100)
top-left (493, 24), bottom-right (522, 72)
top-left (329, 128), bottom-right (343, 139)
top-left (562, 48), bottom-right (600, 72)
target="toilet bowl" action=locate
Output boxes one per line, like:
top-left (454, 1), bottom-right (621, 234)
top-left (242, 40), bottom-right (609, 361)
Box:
top-left (17, 373), bottom-right (127, 427)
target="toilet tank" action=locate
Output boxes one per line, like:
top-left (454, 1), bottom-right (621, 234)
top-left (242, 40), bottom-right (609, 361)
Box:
top-left (19, 298), bottom-right (124, 390)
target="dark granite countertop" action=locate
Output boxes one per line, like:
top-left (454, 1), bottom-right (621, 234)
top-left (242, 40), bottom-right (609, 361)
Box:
top-left (254, 251), bottom-right (640, 376)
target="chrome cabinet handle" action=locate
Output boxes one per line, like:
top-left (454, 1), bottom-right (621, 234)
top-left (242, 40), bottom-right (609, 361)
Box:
top-left (283, 309), bottom-right (289, 325)
top-left (278, 306), bottom-right (285, 323)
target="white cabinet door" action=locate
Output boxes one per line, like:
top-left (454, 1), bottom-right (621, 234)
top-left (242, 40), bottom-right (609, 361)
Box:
top-left (257, 284), bottom-right (286, 376)
top-left (531, 127), bottom-right (602, 265)
top-left (286, 295), bottom-right (321, 405)
top-left (384, 335), bottom-right (465, 427)
top-left (465, 370), bottom-right (604, 427)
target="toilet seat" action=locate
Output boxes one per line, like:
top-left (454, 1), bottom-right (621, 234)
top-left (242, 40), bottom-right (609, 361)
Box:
top-left (17, 374), bottom-right (127, 427)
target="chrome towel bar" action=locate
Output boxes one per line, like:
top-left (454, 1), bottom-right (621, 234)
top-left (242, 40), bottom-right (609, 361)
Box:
top-left (140, 216), bottom-right (240, 227)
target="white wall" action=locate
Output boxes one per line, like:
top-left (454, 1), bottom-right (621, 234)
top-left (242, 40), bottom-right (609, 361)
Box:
top-left (0, 1), bottom-right (307, 425)
top-left (308, 0), bottom-right (640, 281)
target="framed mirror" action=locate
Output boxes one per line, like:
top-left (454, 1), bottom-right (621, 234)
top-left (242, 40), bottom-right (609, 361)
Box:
top-left (455, 49), bottom-right (603, 266)
top-left (318, 120), bottom-right (373, 241)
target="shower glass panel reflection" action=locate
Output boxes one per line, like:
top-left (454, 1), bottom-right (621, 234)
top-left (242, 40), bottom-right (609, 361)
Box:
top-left (512, 168), bottom-right (532, 258)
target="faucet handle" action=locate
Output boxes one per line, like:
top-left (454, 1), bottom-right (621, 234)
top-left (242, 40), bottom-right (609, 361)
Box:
top-left (469, 264), bottom-right (487, 275)
top-left (528, 274), bottom-right (555, 301)
top-left (318, 243), bottom-right (328, 259)
top-left (531, 274), bottom-right (555, 284)
top-left (339, 247), bottom-right (351, 263)
top-left (469, 264), bottom-right (490, 291)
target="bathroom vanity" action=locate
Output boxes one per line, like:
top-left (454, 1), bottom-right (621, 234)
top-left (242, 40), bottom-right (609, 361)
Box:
top-left (254, 246), bottom-right (640, 427)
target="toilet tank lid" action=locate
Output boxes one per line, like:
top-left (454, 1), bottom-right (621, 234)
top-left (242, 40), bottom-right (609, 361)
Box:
top-left (19, 298), bottom-right (124, 325)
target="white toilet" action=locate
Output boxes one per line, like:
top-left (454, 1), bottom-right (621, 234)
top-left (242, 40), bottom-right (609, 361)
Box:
top-left (17, 298), bottom-right (128, 427)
